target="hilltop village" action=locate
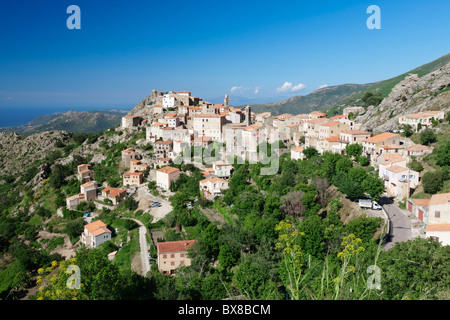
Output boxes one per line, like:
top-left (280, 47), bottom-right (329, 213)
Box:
top-left (63, 89), bottom-right (448, 277)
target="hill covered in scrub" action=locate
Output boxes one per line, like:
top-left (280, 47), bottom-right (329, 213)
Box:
top-left (0, 110), bottom-right (128, 135)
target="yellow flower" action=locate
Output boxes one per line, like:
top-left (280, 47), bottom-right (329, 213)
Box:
top-left (37, 268), bottom-right (44, 275)
top-left (51, 260), bottom-right (58, 268)
top-left (37, 297), bottom-right (44, 300)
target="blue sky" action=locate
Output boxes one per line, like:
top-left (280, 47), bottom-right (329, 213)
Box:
top-left (0, 0), bottom-right (449, 109)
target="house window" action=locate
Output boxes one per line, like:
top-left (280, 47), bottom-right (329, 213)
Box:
top-left (180, 260), bottom-right (185, 265)
top-left (171, 253), bottom-right (175, 258)
top-left (163, 254), bottom-right (167, 259)
top-left (435, 211), bottom-right (440, 218)
top-left (180, 253), bottom-right (185, 258)
top-left (171, 261), bottom-right (175, 266)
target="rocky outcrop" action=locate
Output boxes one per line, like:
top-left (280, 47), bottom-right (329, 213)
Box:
top-left (127, 89), bottom-right (164, 119)
top-left (358, 62), bottom-right (450, 132)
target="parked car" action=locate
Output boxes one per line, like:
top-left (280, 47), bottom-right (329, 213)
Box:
top-left (151, 201), bottom-right (161, 207)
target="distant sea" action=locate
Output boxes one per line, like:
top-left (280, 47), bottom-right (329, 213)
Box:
top-left (0, 106), bottom-right (130, 128)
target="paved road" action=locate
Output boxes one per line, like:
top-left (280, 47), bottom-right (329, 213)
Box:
top-left (128, 218), bottom-right (150, 277)
top-left (378, 196), bottom-right (411, 250)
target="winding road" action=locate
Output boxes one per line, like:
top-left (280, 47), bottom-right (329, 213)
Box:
top-left (128, 218), bottom-right (150, 277)
top-left (378, 196), bottom-right (412, 250)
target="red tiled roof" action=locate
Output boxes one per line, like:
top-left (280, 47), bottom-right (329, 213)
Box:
top-left (157, 240), bottom-right (196, 254)
top-left (363, 132), bottom-right (399, 144)
top-left (157, 166), bottom-right (180, 174)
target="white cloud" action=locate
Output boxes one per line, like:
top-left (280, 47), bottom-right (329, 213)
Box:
top-left (254, 86), bottom-right (260, 94)
top-left (291, 83), bottom-right (306, 92)
top-left (276, 82), bottom-right (306, 93)
top-left (230, 86), bottom-right (244, 93)
top-left (276, 82), bottom-right (293, 93)
top-left (318, 84), bottom-right (328, 89)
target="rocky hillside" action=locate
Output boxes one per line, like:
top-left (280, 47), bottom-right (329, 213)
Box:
top-left (357, 62), bottom-right (450, 132)
top-left (325, 53), bottom-right (450, 117)
top-left (127, 89), bottom-right (164, 118)
top-left (0, 110), bottom-right (127, 135)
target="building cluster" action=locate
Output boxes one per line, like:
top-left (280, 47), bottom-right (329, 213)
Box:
top-left (70, 90), bottom-right (447, 270)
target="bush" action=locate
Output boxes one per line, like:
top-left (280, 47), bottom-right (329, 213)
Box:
top-left (420, 128), bottom-right (437, 146)
top-left (422, 171), bottom-right (444, 194)
top-left (408, 160), bottom-right (423, 172)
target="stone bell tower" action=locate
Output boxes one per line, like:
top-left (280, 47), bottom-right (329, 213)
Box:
top-left (224, 94), bottom-right (229, 107)
top-left (244, 105), bottom-right (251, 126)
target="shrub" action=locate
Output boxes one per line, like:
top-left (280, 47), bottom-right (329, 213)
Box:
top-left (422, 171), bottom-right (444, 194)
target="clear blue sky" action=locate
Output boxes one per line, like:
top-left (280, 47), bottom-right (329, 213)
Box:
top-left (0, 0), bottom-right (449, 109)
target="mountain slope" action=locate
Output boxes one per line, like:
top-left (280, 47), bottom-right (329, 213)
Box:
top-left (0, 110), bottom-right (127, 135)
top-left (245, 83), bottom-right (373, 115)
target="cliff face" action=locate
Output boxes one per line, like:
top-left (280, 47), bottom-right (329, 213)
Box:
top-left (358, 62), bottom-right (450, 132)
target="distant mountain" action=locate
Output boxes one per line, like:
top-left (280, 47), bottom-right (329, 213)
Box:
top-left (207, 95), bottom-right (291, 106)
top-left (245, 83), bottom-right (374, 116)
top-left (0, 109), bottom-right (128, 135)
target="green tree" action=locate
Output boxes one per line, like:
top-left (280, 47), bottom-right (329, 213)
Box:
top-left (408, 160), bottom-right (424, 172)
top-left (379, 237), bottom-right (450, 300)
top-left (400, 124), bottom-right (413, 137)
top-left (233, 256), bottom-right (279, 299)
top-left (298, 215), bottom-right (326, 259)
top-left (335, 157), bottom-right (353, 174)
top-left (434, 140), bottom-right (450, 167)
top-left (422, 171), bottom-right (444, 194)
top-left (361, 91), bottom-right (383, 107)
top-left (420, 128), bottom-right (437, 146)
top-left (345, 144), bottom-right (363, 159)
top-left (358, 156), bottom-right (370, 166)
top-left (218, 243), bottom-right (240, 274)
top-left (303, 147), bottom-right (318, 159)
top-left (361, 174), bottom-right (385, 201)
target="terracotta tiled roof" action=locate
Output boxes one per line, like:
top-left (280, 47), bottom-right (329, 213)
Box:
top-left (200, 177), bottom-right (228, 184)
top-left (102, 187), bottom-right (126, 198)
top-left (425, 224), bottom-right (450, 232)
top-left (379, 153), bottom-right (405, 163)
top-left (341, 129), bottom-right (370, 135)
top-left (157, 240), bottom-right (196, 254)
top-left (310, 111), bottom-right (327, 116)
top-left (243, 124), bottom-right (262, 131)
top-left (157, 166), bottom-right (180, 174)
top-left (429, 193), bottom-right (450, 206)
top-left (320, 121), bottom-right (342, 127)
top-left (363, 132), bottom-right (399, 144)
top-left (85, 220), bottom-right (111, 236)
top-left (386, 165), bottom-right (408, 174)
top-left (124, 171), bottom-right (144, 176)
top-left (410, 198), bottom-right (430, 207)
top-left (405, 144), bottom-right (434, 152)
top-left (324, 136), bottom-right (340, 142)
top-left (291, 146), bottom-right (304, 152)
top-left (155, 139), bottom-right (173, 145)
